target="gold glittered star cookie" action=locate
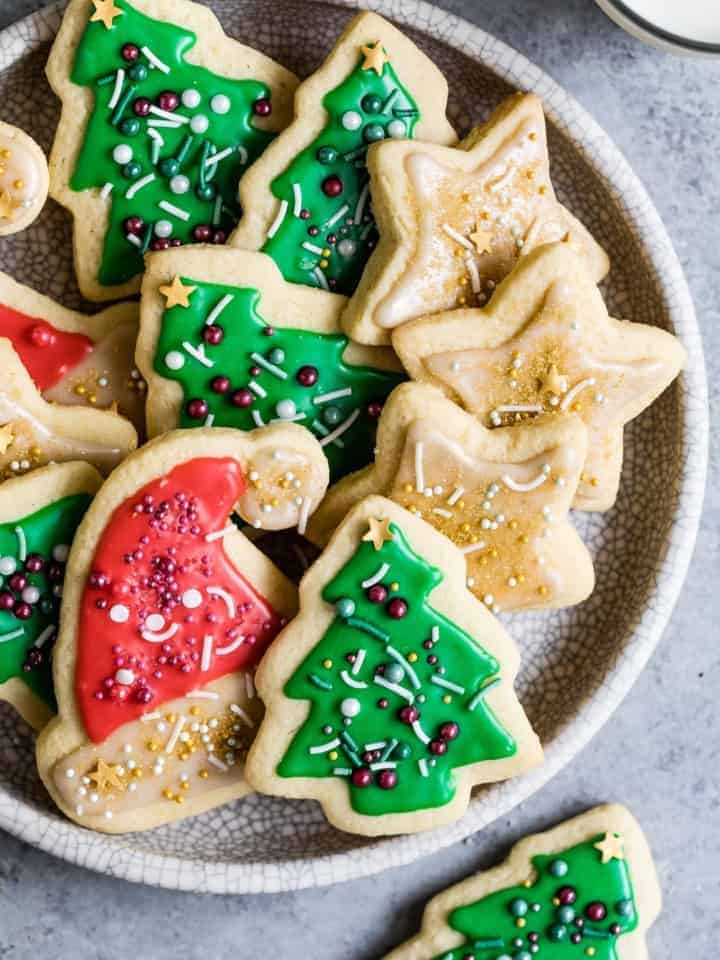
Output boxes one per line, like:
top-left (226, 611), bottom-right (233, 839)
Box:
top-left (158, 275), bottom-right (197, 309)
top-left (308, 383), bottom-right (594, 613)
top-left (362, 515), bottom-right (394, 550)
top-left (342, 92), bottom-right (609, 345)
top-left (594, 831), bottom-right (626, 863)
top-left (360, 40), bottom-right (390, 75)
top-left (88, 757), bottom-right (125, 793)
top-left (392, 242), bottom-right (686, 511)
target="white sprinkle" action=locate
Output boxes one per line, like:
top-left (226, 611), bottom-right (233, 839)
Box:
top-left (354, 182), bottom-right (369, 224)
top-left (100, 181), bottom-right (114, 199)
top-left (204, 413), bottom-right (215, 426)
top-left (325, 203), bottom-right (350, 228)
top-left (387, 645), bottom-right (421, 690)
top-left (107, 67), bottom-right (126, 110)
top-left (200, 635), bottom-right (214, 672)
top-left (109, 604), bottom-right (129, 623)
top-left (142, 622), bottom-right (179, 643)
top-left (447, 486), bottom-right (464, 506)
top-left (502, 471), bottom-right (548, 492)
top-left (165, 715), bottom-right (186, 754)
top-left (319, 408), bottom-right (360, 447)
top-left (460, 541), bottom-right (487, 555)
top-left (186, 690), bottom-right (220, 700)
top-left (311, 419), bottom-right (344, 449)
top-left (414, 441), bottom-right (425, 493)
top-left (302, 240), bottom-right (325, 255)
top-left (141, 45), bottom-right (170, 73)
top-left (495, 404), bottom-right (544, 414)
top-left (158, 199), bottom-right (190, 221)
top-left (208, 754), bottom-right (229, 773)
top-left (126, 233), bottom-right (142, 248)
top-left (125, 172), bottom-right (156, 199)
top-left (250, 352), bottom-right (287, 380)
top-left (203, 146), bottom-right (233, 169)
top-left (370, 761), bottom-right (396, 771)
top-left (560, 377), bottom-right (597, 411)
top-left (182, 588), bottom-right (203, 609)
top-left (411, 719), bottom-right (430, 744)
top-left (207, 585), bottom-right (235, 618)
top-left (230, 703), bottom-right (255, 727)
top-left (182, 341), bottom-right (214, 368)
top-left (352, 649), bottom-right (366, 676)
top-left (267, 199), bottom-right (288, 238)
top-left (431, 675), bottom-right (466, 694)
top-left (340, 669), bottom-right (368, 689)
top-left (245, 673), bottom-right (255, 699)
top-left (215, 636), bottom-right (245, 656)
top-left (292, 182), bottom-right (303, 217)
top-left (361, 562), bottom-right (390, 589)
top-left (34, 625), bottom-right (55, 648)
top-left (465, 253), bottom-right (481, 292)
top-left (141, 712), bottom-right (162, 722)
top-left (297, 496), bottom-right (312, 536)
top-left (251, 410), bottom-right (265, 428)
top-left (205, 523), bottom-right (236, 543)
top-left (418, 758), bottom-right (429, 777)
top-left (432, 507), bottom-right (453, 519)
top-left (442, 223), bottom-right (475, 251)
top-left (146, 119), bottom-right (183, 129)
top-left (313, 267), bottom-right (329, 290)
top-left (373, 675), bottom-right (414, 702)
top-left (315, 389), bottom-right (359, 411)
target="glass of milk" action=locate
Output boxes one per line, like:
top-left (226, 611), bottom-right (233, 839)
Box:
top-left (595, 0), bottom-right (720, 54)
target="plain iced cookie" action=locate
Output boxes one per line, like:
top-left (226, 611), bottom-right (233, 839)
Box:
top-left (0, 120), bottom-right (49, 235)
top-left (308, 382), bottom-right (594, 614)
top-left (392, 242), bottom-right (686, 511)
top-left (342, 92), bottom-right (609, 345)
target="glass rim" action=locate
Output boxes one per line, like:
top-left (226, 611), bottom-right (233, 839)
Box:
top-left (601, 0), bottom-right (720, 54)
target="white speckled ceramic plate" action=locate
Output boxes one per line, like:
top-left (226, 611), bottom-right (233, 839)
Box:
top-left (0, 0), bottom-right (708, 893)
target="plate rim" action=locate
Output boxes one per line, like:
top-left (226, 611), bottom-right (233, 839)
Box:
top-left (0, 0), bottom-right (708, 893)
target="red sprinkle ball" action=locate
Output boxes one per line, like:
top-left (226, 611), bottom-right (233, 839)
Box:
top-left (193, 224), bottom-right (212, 242)
top-left (399, 705), bottom-right (419, 724)
top-left (296, 365), bottom-right (319, 387)
top-left (252, 97), bottom-right (272, 117)
top-left (132, 97), bottom-right (152, 117)
top-left (351, 767), bottom-right (372, 788)
top-left (203, 324), bottom-right (224, 345)
top-left (439, 721), bottom-right (460, 741)
top-left (121, 43), bottom-right (140, 61)
top-left (366, 583), bottom-right (388, 604)
top-left (211, 376), bottom-right (231, 394)
top-left (321, 175), bottom-right (343, 197)
top-left (186, 398), bottom-right (209, 419)
top-left (231, 388), bottom-right (253, 408)
top-left (157, 90), bottom-right (179, 112)
top-left (377, 769), bottom-right (398, 790)
top-left (29, 324), bottom-right (56, 348)
top-left (124, 215), bottom-right (145, 235)
top-left (386, 597), bottom-right (408, 619)
top-left (367, 400), bottom-right (384, 418)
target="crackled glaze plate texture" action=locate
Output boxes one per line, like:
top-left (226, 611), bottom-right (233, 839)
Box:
top-left (0, 0), bottom-right (707, 893)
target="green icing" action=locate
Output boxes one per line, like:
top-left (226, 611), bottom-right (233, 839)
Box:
top-left (260, 46), bottom-right (419, 295)
top-left (0, 494), bottom-right (91, 709)
top-left (70, 0), bottom-right (273, 287)
top-left (433, 835), bottom-right (639, 959)
top-left (154, 279), bottom-right (404, 481)
top-left (277, 521), bottom-right (516, 817)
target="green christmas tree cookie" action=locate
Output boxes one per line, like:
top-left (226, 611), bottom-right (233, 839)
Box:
top-left (0, 463), bottom-right (100, 728)
top-left (384, 805), bottom-right (662, 960)
top-left (231, 11), bottom-right (457, 297)
top-left (139, 248), bottom-right (404, 484)
top-left (46, 0), bottom-right (297, 300)
top-left (246, 496), bottom-right (542, 835)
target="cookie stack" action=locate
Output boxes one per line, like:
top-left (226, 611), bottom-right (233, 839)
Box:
top-left (0, 0), bottom-right (682, 897)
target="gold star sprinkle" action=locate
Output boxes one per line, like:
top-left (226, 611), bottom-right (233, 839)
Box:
top-left (541, 363), bottom-right (569, 397)
top-left (159, 275), bottom-right (197, 309)
top-left (362, 516), bottom-right (394, 550)
top-left (469, 227), bottom-right (494, 255)
top-left (90, 0), bottom-right (124, 29)
top-left (87, 758), bottom-right (125, 793)
top-left (594, 832), bottom-right (625, 864)
top-left (360, 41), bottom-right (390, 76)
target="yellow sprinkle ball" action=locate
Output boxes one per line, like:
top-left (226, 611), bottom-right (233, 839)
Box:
top-left (175, 795), bottom-right (184, 804)
top-left (509, 519), bottom-right (518, 530)
top-left (190, 706), bottom-right (201, 716)
top-left (179, 752), bottom-right (189, 761)
top-left (167, 713), bottom-right (177, 723)
top-left (407, 652), bottom-right (418, 663)
top-left (390, 582), bottom-right (399, 592)
top-left (322, 659), bottom-right (333, 669)
top-left (328, 751), bottom-right (338, 762)
top-left (538, 585), bottom-right (549, 596)
top-left (180, 780), bottom-right (190, 790)
top-left (519, 534), bottom-right (529, 544)
top-left (199, 769), bottom-right (209, 779)
top-left (322, 248), bottom-right (330, 257)
top-left (162, 788), bottom-right (174, 800)
top-left (146, 740), bottom-right (159, 753)
top-left (442, 694), bottom-right (452, 704)
top-left (461, 522), bottom-right (470, 533)
top-left (74, 384), bottom-right (86, 396)
top-left (516, 917), bottom-right (526, 928)
top-left (319, 259), bottom-right (329, 269)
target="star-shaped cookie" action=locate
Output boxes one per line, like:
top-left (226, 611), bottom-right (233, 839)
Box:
top-left (0, 338), bottom-right (137, 483)
top-left (342, 92), bottom-right (609, 345)
top-left (391, 243), bottom-right (686, 511)
top-left (307, 382), bottom-right (594, 614)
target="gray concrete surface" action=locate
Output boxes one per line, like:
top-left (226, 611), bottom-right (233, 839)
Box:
top-left (0, 0), bottom-right (718, 956)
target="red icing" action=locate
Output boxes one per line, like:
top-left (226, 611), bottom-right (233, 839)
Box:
top-left (76, 457), bottom-right (283, 743)
top-left (0, 303), bottom-right (94, 390)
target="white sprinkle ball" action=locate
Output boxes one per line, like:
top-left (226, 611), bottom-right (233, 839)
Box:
top-left (154, 219), bottom-right (173, 238)
top-left (190, 114), bottom-right (209, 134)
top-left (109, 603), bottom-right (129, 623)
top-left (210, 94), bottom-right (231, 114)
top-left (112, 143), bottom-right (133, 164)
top-left (182, 88), bottom-right (201, 108)
top-left (169, 174), bottom-right (190, 194)
top-left (341, 110), bottom-right (362, 131)
top-left (165, 350), bottom-right (185, 370)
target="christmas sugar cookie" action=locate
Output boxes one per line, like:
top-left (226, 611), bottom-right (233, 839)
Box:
top-left (393, 243), bottom-right (686, 511)
top-left (0, 462), bottom-right (101, 730)
top-left (0, 339), bottom-right (137, 483)
top-left (229, 11), bottom-right (457, 297)
top-left (343, 92), bottom-right (609, 346)
top-left (36, 425), bottom-right (329, 832)
top-left (308, 383), bottom-right (593, 614)
top-left (0, 270), bottom-right (144, 431)
top-left (384, 804), bottom-right (660, 960)
top-left (137, 246), bottom-right (404, 482)
top-left (0, 121), bottom-right (49, 235)
top-left (246, 496), bottom-right (542, 836)
top-left (46, 0), bottom-right (298, 302)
